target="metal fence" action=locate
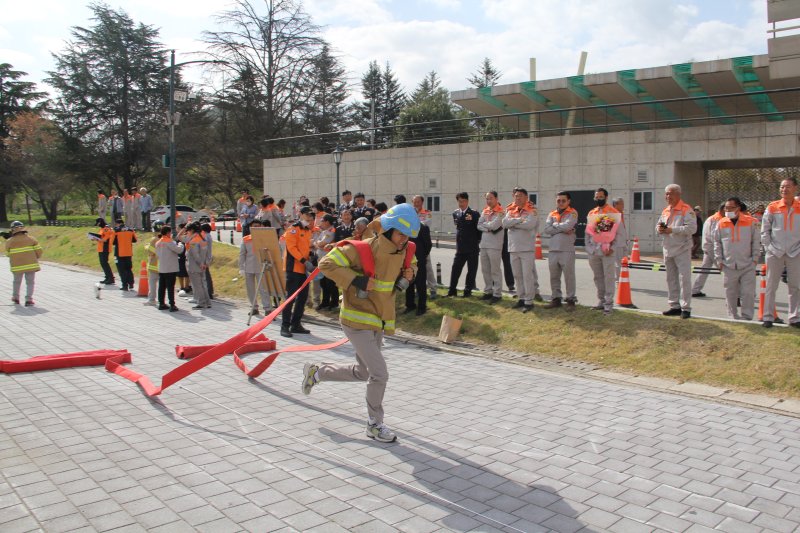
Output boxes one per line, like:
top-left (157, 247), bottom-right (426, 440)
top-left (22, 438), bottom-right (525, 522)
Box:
top-left (706, 167), bottom-right (800, 213)
top-left (262, 87), bottom-right (800, 157)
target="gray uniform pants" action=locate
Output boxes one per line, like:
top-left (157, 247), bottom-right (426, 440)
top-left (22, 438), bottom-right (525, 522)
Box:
top-left (548, 251), bottom-right (576, 300)
top-left (691, 253), bottom-right (715, 293)
top-left (665, 251), bottom-right (692, 311)
top-left (245, 272), bottom-right (272, 310)
top-left (510, 251), bottom-right (536, 304)
top-left (317, 325), bottom-right (387, 424)
top-left (588, 254), bottom-right (616, 311)
top-left (722, 264), bottom-right (756, 320)
top-left (188, 271), bottom-right (210, 307)
top-left (480, 248), bottom-right (503, 297)
top-left (426, 255), bottom-right (436, 290)
top-left (12, 272), bottom-right (35, 300)
top-left (147, 271), bottom-right (159, 302)
top-left (764, 254), bottom-right (800, 323)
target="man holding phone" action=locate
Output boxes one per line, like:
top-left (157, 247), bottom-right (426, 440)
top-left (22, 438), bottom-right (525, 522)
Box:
top-left (657, 184), bottom-right (697, 319)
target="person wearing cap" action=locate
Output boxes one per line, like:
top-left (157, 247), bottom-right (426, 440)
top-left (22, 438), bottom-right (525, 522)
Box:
top-left (5, 221), bottom-right (43, 306)
top-left (281, 206), bottom-right (315, 337)
top-left (308, 203), bottom-right (419, 443)
top-left (139, 187), bottom-right (153, 231)
top-left (94, 218), bottom-right (116, 285)
top-left (112, 218), bottom-right (137, 291)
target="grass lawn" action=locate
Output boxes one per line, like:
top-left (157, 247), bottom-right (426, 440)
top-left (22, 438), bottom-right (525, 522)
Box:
top-left (17, 227), bottom-right (800, 399)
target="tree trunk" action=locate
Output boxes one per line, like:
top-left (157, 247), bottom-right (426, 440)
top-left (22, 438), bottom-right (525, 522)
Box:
top-left (0, 192), bottom-right (7, 223)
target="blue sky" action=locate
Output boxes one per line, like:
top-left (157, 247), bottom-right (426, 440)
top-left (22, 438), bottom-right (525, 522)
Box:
top-left (0, 0), bottom-right (772, 98)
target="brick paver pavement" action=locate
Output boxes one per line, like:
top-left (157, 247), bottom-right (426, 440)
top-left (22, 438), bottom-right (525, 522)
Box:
top-left (1, 256), bottom-right (800, 532)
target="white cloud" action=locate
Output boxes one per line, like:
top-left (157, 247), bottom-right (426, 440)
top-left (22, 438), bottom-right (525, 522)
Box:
top-left (427, 0), bottom-right (462, 9)
top-left (305, 0), bottom-right (393, 25)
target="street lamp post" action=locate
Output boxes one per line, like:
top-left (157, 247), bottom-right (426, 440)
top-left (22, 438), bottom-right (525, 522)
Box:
top-left (333, 145), bottom-right (343, 208)
top-left (165, 51), bottom-right (228, 235)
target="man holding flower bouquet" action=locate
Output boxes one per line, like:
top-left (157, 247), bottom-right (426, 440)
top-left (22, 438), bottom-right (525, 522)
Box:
top-left (586, 188), bottom-right (622, 314)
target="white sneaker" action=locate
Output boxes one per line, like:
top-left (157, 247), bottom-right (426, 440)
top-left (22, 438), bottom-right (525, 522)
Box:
top-left (178, 289), bottom-right (187, 297)
top-left (187, 298), bottom-right (196, 303)
top-left (366, 422), bottom-right (397, 443)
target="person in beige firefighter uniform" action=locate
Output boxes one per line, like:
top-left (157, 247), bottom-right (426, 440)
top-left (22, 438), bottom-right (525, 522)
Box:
top-left (543, 191), bottom-right (579, 311)
top-left (692, 203), bottom-right (725, 298)
top-left (5, 221), bottom-right (43, 306)
top-left (303, 203), bottom-right (420, 443)
top-left (657, 184), bottom-right (698, 319)
top-left (477, 190), bottom-right (505, 303)
top-left (760, 177), bottom-right (800, 328)
top-left (713, 197), bottom-right (760, 321)
top-left (184, 222), bottom-right (212, 309)
top-left (502, 187), bottom-right (539, 312)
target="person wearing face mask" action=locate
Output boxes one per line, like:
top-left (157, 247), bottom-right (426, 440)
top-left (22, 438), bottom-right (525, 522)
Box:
top-left (585, 188), bottom-right (622, 314)
top-left (239, 195), bottom-right (258, 236)
top-left (713, 197), bottom-right (760, 321)
top-left (691, 203), bottom-right (725, 298)
top-left (281, 206), bottom-right (315, 337)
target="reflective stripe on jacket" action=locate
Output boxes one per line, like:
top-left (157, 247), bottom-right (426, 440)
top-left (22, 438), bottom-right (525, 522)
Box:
top-left (6, 233), bottom-right (42, 273)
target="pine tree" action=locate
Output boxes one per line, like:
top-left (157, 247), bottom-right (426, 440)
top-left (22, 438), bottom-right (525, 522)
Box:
top-left (467, 57), bottom-right (502, 88)
top-left (398, 71), bottom-right (471, 145)
top-left (303, 44), bottom-right (351, 141)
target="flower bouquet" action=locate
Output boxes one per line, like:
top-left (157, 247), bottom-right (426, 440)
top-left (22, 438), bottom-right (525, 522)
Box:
top-left (585, 212), bottom-right (621, 253)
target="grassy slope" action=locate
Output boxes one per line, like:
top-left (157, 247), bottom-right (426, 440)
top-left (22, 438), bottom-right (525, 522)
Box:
top-left (20, 227), bottom-right (800, 398)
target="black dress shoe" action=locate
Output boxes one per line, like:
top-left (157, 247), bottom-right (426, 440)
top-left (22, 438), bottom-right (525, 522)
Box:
top-left (480, 293), bottom-right (493, 301)
top-left (513, 300), bottom-right (526, 308)
top-left (533, 294), bottom-right (544, 302)
top-left (692, 291), bottom-right (706, 297)
top-left (774, 317), bottom-right (785, 325)
top-left (446, 291), bottom-right (457, 297)
top-left (662, 308), bottom-right (682, 316)
top-left (402, 306), bottom-right (416, 314)
top-left (280, 326), bottom-right (293, 338)
top-left (461, 291), bottom-right (472, 298)
top-left (415, 308), bottom-right (427, 316)
top-left (158, 304), bottom-right (169, 310)
top-left (290, 324), bottom-right (311, 334)
top-left (490, 296), bottom-right (502, 304)
top-left (522, 304), bottom-right (534, 313)
top-left (680, 311), bottom-right (691, 319)
top-left (169, 305), bottom-right (179, 312)
top-left (762, 321), bottom-right (773, 329)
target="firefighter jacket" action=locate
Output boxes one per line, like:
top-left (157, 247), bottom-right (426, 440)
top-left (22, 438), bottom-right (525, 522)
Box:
top-left (700, 212), bottom-right (724, 255)
top-left (144, 236), bottom-right (159, 273)
top-left (714, 214), bottom-right (760, 269)
top-left (320, 234), bottom-right (417, 335)
top-left (6, 231), bottom-right (42, 273)
top-left (284, 223), bottom-right (312, 274)
top-left (113, 226), bottom-right (137, 257)
top-left (155, 236), bottom-right (183, 273)
top-left (96, 226), bottom-right (115, 253)
top-left (478, 205), bottom-right (505, 250)
top-left (503, 202), bottom-right (538, 253)
top-left (656, 200), bottom-right (697, 257)
top-left (543, 207), bottom-right (578, 252)
top-left (761, 198), bottom-right (800, 258)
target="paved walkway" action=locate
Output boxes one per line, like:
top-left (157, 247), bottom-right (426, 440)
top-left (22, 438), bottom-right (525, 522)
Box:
top-left (2, 257), bottom-right (800, 532)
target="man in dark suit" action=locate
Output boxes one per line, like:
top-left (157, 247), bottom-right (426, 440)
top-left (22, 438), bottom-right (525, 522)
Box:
top-left (405, 221), bottom-right (432, 315)
top-left (447, 192), bottom-right (481, 297)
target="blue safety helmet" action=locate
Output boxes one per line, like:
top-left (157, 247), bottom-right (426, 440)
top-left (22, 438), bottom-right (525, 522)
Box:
top-left (380, 203), bottom-right (420, 238)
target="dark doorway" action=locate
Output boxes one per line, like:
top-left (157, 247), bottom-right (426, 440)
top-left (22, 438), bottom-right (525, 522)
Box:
top-left (566, 189), bottom-right (595, 247)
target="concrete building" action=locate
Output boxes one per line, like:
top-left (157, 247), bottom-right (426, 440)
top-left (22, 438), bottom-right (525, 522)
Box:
top-left (264, 54), bottom-right (800, 252)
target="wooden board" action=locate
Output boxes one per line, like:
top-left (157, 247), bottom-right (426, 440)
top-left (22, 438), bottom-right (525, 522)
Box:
top-left (250, 227), bottom-right (286, 297)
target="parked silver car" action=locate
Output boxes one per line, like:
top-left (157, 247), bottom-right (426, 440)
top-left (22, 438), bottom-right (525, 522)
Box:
top-left (150, 205), bottom-right (211, 227)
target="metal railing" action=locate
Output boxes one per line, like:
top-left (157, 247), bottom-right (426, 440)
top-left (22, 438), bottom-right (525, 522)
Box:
top-left (261, 87), bottom-right (800, 157)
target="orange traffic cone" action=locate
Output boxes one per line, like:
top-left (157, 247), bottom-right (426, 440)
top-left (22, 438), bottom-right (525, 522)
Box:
top-left (615, 257), bottom-right (637, 308)
top-left (137, 260), bottom-right (149, 297)
top-left (630, 237), bottom-right (641, 263)
top-left (236, 219), bottom-right (242, 232)
top-left (210, 217), bottom-right (216, 231)
top-left (535, 234), bottom-right (543, 260)
top-left (757, 264), bottom-right (780, 322)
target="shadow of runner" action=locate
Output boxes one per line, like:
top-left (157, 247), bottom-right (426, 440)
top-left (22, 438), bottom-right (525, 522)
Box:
top-left (249, 381), bottom-right (588, 532)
